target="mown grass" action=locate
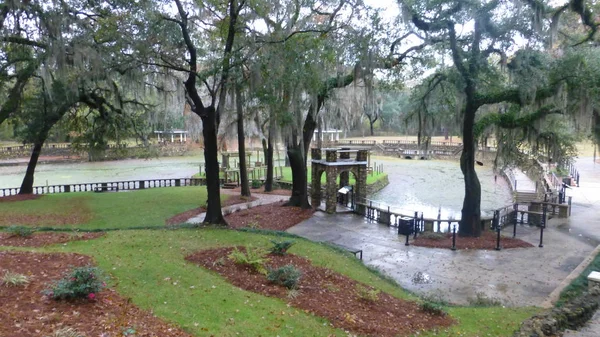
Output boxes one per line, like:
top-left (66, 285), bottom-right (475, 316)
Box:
top-left (1, 188), bottom-right (539, 336)
top-left (0, 187), bottom-right (215, 230)
top-left (277, 166), bottom-right (388, 185)
top-left (42, 228), bottom-right (539, 337)
top-left (556, 250), bottom-right (600, 307)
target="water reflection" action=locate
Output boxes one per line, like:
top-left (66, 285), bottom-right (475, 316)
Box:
top-left (369, 159), bottom-right (512, 219)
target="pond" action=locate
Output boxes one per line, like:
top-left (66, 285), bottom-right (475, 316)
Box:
top-left (0, 156), bottom-right (204, 188)
top-left (368, 158), bottom-right (512, 219)
top-left (0, 155), bottom-right (512, 222)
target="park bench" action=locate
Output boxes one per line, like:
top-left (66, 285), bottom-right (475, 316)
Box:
top-left (328, 242), bottom-right (363, 260)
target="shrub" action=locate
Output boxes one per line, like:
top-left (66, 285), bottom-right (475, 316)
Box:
top-left (420, 301), bottom-right (447, 316)
top-left (355, 284), bottom-right (380, 302)
top-left (6, 225), bottom-right (35, 237)
top-left (44, 266), bottom-right (108, 300)
top-left (1, 271), bottom-right (30, 287)
top-left (270, 240), bottom-right (295, 255)
top-left (468, 292), bottom-right (502, 307)
top-left (251, 180), bottom-right (262, 188)
top-left (267, 264), bottom-right (302, 289)
top-left (228, 246), bottom-right (269, 274)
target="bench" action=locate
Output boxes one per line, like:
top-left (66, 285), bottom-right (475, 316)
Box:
top-left (328, 242), bottom-right (363, 260)
top-left (93, 186), bottom-right (119, 193)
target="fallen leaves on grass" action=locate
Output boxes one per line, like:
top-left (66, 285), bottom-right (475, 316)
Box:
top-left (0, 232), bottom-right (104, 247)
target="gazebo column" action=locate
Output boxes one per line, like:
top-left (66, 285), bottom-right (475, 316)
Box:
top-left (326, 167), bottom-right (337, 214)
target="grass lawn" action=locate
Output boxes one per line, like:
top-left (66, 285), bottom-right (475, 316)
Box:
top-left (1, 188), bottom-right (539, 336)
top-left (556, 249), bottom-right (600, 307)
top-left (0, 187), bottom-right (215, 230)
top-left (37, 228), bottom-right (538, 337)
top-left (278, 166), bottom-right (388, 185)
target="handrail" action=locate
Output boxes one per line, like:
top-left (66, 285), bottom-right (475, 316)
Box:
top-left (0, 177), bottom-right (206, 197)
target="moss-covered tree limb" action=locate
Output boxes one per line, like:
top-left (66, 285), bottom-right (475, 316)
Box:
top-left (474, 105), bottom-right (562, 139)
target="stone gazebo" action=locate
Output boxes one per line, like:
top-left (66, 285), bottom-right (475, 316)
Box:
top-left (311, 148), bottom-right (369, 213)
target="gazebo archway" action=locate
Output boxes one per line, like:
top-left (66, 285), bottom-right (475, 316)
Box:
top-left (310, 148), bottom-right (369, 213)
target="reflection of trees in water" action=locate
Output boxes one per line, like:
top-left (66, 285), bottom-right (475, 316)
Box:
top-left (370, 160), bottom-right (511, 218)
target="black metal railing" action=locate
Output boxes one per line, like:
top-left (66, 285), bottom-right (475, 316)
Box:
top-left (0, 177), bottom-right (206, 197)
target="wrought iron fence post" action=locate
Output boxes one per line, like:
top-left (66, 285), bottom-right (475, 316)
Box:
top-left (539, 203), bottom-right (547, 248)
top-left (413, 211), bottom-right (418, 239)
top-left (451, 224), bottom-right (457, 251)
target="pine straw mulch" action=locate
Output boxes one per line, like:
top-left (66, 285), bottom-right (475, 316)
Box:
top-left (0, 197), bottom-right (92, 227)
top-left (186, 247), bottom-right (454, 337)
top-left (224, 201), bottom-right (314, 230)
top-left (412, 230), bottom-right (534, 250)
top-left (165, 195), bottom-right (258, 225)
top-left (0, 232), bottom-right (105, 247)
top-left (0, 251), bottom-right (191, 337)
top-left (226, 186), bottom-right (292, 196)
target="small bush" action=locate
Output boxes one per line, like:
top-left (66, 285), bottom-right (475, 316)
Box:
top-left (1, 271), bottom-right (30, 287)
top-left (267, 264), bottom-right (302, 289)
top-left (270, 240), bottom-right (295, 255)
top-left (420, 301), bottom-right (447, 316)
top-left (468, 292), bottom-right (502, 307)
top-left (45, 327), bottom-right (83, 337)
top-left (228, 246), bottom-right (269, 274)
top-left (355, 284), bottom-right (380, 302)
top-left (251, 180), bottom-right (262, 188)
top-left (6, 225), bottom-right (35, 237)
top-left (44, 266), bottom-right (108, 300)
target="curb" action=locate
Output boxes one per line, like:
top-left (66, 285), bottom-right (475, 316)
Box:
top-left (541, 244), bottom-right (600, 308)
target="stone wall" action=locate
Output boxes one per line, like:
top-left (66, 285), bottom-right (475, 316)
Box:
top-left (366, 174), bottom-right (389, 195)
top-left (513, 289), bottom-right (600, 337)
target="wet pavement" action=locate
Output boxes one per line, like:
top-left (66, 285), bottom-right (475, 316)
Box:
top-left (288, 211), bottom-right (595, 307)
top-left (288, 157), bottom-right (600, 308)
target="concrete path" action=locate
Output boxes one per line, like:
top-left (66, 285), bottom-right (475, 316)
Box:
top-left (288, 211), bottom-right (595, 306)
top-left (185, 191), bottom-right (288, 224)
top-left (287, 157), bottom-right (600, 309)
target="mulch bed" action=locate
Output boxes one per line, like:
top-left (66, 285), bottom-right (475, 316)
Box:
top-left (412, 230), bottom-right (534, 250)
top-left (186, 247), bottom-right (454, 337)
top-left (0, 194), bottom-right (42, 203)
top-left (226, 186), bottom-right (292, 196)
top-left (165, 195), bottom-right (258, 225)
top-left (225, 201), bottom-right (314, 230)
top-left (0, 251), bottom-right (191, 337)
top-left (0, 232), bottom-right (105, 247)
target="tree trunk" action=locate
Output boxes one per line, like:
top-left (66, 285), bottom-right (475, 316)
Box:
top-left (201, 110), bottom-right (227, 225)
top-left (285, 144), bottom-right (310, 208)
top-left (459, 101), bottom-right (482, 237)
top-left (19, 138), bottom-right (46, 194)
top-left (369, 118), bottom-right (375, 136)
top-left (235, 84), bottom-right (250, 197)
top-left (264, 131), bottom-right (274, 192)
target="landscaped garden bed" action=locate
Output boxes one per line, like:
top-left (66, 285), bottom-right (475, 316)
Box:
top-left (0, 231), bottom-right (104, 247)
top-left (0, 251), bottom-right (191, 337)
top-left (412, 231), bottom-right (534, 250)
top-left (165, 194), bottom-right (258, 225)
top-left (224, 201), bottom-right (314, 230)
top-left (186, 246), bottom-right (454, 337)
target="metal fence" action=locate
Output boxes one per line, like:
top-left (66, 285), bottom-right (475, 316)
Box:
top-left (0, 178), bottom-right (206, 197)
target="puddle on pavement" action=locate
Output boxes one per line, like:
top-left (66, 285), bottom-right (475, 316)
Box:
top-left (411, 271), bottom-right (433, 284)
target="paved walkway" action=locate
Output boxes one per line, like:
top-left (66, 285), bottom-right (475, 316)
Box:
top-left (288, 157), bottom-right (600, 309)
top-left (185, 191), bottom-right (288, 224)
